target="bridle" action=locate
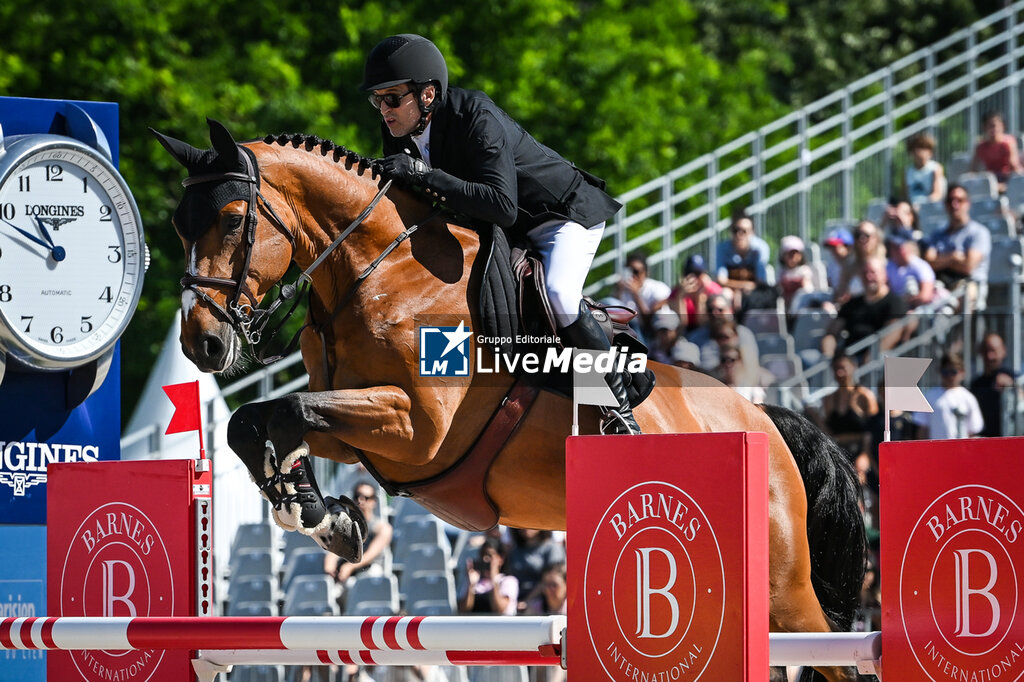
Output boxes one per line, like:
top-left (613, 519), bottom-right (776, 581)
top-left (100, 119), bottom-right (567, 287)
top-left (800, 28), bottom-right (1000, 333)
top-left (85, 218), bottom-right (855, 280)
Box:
top-left (180, 144), bottom-right (436, 365)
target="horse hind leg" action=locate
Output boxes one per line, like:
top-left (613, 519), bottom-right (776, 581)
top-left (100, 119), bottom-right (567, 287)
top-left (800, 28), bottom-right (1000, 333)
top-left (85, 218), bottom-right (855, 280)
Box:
top-left (227, 398), bottom-right (367, 560)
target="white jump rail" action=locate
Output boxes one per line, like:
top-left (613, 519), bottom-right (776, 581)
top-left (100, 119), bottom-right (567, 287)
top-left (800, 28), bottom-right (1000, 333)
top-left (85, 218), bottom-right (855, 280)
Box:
top-left (1, 616), bottom-right (882, 680)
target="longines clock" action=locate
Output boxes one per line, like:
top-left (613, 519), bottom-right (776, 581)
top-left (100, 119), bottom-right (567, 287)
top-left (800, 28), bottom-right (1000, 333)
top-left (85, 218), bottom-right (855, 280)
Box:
top-left (0, 128), bottom-right (145, 397)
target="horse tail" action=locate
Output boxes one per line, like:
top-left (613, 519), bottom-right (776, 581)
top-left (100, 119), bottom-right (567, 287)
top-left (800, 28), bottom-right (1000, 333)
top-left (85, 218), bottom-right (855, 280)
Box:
top-left (759, 403), bottom-right (866, 632)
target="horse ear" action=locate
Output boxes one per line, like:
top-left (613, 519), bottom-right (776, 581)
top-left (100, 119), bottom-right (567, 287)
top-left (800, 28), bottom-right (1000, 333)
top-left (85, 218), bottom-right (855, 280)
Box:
top-left (150, 128), bottom-right (205, 169)
top-left (206, 118), bottom-right (239, 159)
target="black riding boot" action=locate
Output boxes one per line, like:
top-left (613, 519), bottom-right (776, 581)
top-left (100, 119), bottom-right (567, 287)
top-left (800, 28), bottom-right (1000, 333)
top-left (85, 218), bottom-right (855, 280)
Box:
top-left (560, 302), bottom-right (641, 435)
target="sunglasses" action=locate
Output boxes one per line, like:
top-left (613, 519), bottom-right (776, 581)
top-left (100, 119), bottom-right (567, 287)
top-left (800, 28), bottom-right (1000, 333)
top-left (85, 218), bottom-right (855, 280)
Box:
top-left (356, 492), bottom-right (377, 501)
top-left (854, 231), bottom-right (875, 239)
top-left (368, 90), bottom-right (414, 110)
top-left (731, 227), bottom-right (751, 235)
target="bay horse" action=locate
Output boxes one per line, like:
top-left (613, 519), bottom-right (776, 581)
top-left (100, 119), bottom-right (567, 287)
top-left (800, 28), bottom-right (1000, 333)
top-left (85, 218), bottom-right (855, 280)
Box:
top-left (153, 120), bottom-right (866, 682)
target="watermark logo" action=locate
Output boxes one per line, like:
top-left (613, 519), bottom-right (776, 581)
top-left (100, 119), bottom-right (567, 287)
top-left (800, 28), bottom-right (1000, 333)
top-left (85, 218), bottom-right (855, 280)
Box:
top-left (899, 485), bottom-right (1024, 681)
top-left (417, 320), bottom-right (648, 380)
top-left (419, 321), bottom-right (472, 377)
top-left (583, 481), bottom-right (725, 679)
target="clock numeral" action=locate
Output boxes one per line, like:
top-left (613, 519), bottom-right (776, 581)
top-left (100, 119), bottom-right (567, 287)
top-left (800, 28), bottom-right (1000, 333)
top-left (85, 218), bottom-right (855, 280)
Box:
top-left (50, 326), bottom-right (63, 344)
top-left (81, 316), bottom-right (93, 333)
top-left (45, 165), bottom-right (64, 182)
top-left (1, 204), bottom-right (14, 220)
top-left (17, 175), bottom-right (29, 192)
top-left (21, 316), bottom-right (32, 333)
top-left (99, 205), bottom-right (113, 222)
top-left (0, 285), bottom-right (10, 302)
top-left (107, 245), bottom-right (122, 263)
top-left (82, 176), bottom-right (88, 193)
top-left (99, 286), bottom-right (112, 303)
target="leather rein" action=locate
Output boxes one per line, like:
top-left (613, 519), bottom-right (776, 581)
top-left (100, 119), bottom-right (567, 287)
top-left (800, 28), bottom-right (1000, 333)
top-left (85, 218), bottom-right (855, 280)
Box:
top-left (180, 145), bottom-right (436, 366)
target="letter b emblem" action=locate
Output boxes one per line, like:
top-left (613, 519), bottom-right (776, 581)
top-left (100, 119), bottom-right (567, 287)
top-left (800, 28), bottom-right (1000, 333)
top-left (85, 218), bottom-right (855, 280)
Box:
top-left (635, 547), bottom-right (679, 639)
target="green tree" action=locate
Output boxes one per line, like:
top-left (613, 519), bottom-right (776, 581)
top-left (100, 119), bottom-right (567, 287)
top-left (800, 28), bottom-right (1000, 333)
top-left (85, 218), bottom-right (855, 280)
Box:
top-left (0, 0), bottom-right (1003, 419)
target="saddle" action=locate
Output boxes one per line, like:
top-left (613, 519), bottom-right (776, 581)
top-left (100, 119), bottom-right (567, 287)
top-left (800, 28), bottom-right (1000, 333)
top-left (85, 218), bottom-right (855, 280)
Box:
top-left (478, 226), bottom-right (655, 408)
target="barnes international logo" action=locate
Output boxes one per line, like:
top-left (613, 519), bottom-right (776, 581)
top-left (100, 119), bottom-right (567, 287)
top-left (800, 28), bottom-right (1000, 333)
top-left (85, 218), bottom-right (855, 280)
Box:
top-left (418, 320), bottom-right (648, 379)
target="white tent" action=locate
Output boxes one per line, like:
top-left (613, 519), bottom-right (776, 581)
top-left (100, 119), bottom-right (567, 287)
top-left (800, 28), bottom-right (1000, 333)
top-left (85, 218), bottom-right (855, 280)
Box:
top-left (122, 315), bottom-right (264, 584)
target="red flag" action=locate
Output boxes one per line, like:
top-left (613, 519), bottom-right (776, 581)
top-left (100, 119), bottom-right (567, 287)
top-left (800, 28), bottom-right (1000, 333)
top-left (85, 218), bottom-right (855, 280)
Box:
top-left (163, 380), bottom-right (201, 435)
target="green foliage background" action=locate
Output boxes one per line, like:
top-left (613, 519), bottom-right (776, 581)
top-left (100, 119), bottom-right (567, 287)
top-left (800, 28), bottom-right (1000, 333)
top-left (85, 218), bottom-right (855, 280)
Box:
top-left (0, 0), bottom-right (1002, 418)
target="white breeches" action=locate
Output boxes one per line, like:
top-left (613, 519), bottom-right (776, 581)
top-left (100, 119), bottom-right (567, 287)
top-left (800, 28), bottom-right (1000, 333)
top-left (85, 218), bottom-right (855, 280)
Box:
top-left (525, 219), bottom-right (606, 324)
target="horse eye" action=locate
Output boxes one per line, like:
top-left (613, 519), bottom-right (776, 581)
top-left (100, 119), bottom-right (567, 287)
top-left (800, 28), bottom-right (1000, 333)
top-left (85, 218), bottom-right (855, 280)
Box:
top-left (221, 213), bottom-right (244, 231)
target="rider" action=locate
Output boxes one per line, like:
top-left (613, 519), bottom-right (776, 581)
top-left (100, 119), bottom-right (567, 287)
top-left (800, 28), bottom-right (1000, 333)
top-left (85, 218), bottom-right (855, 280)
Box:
top-left (362, 33), bottom-right (640, 434)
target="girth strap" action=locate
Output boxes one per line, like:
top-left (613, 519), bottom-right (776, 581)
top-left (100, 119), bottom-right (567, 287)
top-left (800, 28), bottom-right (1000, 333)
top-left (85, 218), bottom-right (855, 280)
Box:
top-left (353, 379), bottom-right (541, 531)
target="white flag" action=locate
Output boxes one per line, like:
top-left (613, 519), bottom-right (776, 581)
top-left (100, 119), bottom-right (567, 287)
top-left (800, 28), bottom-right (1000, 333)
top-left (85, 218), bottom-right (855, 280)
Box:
top-left (572, 349), bottom-right (617, 407)
top-left (884, 357), bottom-right (933, 413)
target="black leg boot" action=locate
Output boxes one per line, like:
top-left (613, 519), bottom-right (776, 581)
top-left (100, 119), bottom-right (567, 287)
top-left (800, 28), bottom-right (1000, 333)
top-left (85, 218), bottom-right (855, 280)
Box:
top-left (560, 302), bottom-right (642, 435)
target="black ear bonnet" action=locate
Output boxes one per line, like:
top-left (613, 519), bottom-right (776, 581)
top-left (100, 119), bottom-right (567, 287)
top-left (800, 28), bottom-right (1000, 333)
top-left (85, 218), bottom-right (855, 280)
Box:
top-left (151, 120), bottom-right (259, 241)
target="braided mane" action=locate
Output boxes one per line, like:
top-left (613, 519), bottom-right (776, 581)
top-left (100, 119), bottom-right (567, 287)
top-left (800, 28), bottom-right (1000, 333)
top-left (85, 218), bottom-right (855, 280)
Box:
top-left (263, 133), bottom-right (380, 179)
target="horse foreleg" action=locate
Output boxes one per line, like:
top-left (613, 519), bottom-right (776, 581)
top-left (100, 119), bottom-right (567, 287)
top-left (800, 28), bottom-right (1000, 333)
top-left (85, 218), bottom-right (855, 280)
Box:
top-left (225, 387), bottom-right (417, 560)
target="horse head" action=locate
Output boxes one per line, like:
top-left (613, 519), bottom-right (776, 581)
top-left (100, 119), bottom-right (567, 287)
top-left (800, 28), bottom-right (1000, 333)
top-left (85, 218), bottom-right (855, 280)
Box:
top-left (152, 119), bottom-right (295, 373)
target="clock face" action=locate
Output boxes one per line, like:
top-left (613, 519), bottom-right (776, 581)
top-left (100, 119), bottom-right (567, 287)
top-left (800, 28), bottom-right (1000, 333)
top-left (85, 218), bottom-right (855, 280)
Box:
top-left (0, 137), bottom-right (145, 369)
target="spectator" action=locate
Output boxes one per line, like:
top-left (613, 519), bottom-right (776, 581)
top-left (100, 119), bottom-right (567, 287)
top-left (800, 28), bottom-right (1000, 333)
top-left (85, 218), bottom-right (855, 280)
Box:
top-left (823, 226), bottom-right (855, 292)
top-left (822, 257), bottom-right (909, 361)
top-left (970, 111), bottom-right (1023, 189)
top-left (903, 132), bottom-right (946, 207)
top-left (524, 563), bottom-right (568, 682)
top-left (914, 352), bottom-right (984, 439)
top-left (524, 563), bottom-right (568, 616)
top-left (969, 332), bottom-right (1017, 437)
top-left (922, 183), bottom-right (991, 308)
top-left (814, 354), bottom-right (878, 479)
top-left (716, 209), bottom-right (770, 307)
top-left (324, 481), bottom-right (393, 586)
top-left (669, 254), bottom-right (723, 333)
top-left (715, 342), bottom-right (765, 404)
top-left (506, 529), bottom-right (566, 611)
top-left (776, 235), bottom-right (815, 313)
top-left (687, 294), bottom-right (760, 374)
top-left (835, 220), bottom-right (886, 302)
top-left (670, 338), bottom-right (702, 370)
top-left (885, 234), bottom-right (936, 309)
top-left (458, 537), bottom-right (518, 615)
top-left (648, 313), bottom-right (680, 364)
top-left (614, 251), bottom-right (671, 331)
top-left (882, 198), bottom-right (919, 241)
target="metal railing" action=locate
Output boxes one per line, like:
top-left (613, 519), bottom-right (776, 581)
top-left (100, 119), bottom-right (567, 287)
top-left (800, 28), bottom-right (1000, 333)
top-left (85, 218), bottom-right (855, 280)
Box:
top-left (123, 2), bottom-right (1024, 455)
top-left (586, 2), bottom-right (1024, 296)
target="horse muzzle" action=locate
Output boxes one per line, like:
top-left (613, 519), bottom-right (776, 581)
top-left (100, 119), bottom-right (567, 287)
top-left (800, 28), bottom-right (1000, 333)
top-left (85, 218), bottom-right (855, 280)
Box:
top-left (180, 319), bottom-right (239, 373)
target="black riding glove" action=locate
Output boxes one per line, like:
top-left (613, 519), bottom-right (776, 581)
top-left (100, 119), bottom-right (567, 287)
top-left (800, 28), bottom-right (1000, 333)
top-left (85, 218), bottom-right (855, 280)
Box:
top-left (380, 153), bottom-right (430, 184)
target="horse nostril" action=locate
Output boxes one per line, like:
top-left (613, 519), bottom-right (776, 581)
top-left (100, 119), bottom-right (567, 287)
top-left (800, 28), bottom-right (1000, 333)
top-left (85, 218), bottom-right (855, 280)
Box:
top-left (201, 333), bottom-right (224, 362)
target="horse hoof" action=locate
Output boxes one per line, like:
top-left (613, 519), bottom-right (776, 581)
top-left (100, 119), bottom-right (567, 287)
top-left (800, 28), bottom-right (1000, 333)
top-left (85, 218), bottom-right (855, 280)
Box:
top-left (309, 496), bottom-right (367, 561)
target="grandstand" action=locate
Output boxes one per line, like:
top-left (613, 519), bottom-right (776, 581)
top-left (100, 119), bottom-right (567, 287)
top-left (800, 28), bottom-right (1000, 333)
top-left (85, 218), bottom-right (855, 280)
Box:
top-left (121, 4), bottom-right (1024, 680)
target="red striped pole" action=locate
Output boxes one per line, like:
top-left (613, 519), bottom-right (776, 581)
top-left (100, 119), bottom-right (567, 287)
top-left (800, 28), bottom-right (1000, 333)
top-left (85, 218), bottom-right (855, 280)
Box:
top-left (0, 615), bottom-right (565, 654)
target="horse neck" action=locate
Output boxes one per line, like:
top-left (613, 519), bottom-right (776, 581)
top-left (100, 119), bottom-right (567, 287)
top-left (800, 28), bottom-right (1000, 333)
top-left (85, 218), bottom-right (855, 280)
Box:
top-left (253, 143), bottom-right (394, 298)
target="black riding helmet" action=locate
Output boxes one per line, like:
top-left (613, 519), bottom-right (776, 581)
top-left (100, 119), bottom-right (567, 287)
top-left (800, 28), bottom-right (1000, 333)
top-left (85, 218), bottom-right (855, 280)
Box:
top-left (362, 34), bottom-right (448, 135)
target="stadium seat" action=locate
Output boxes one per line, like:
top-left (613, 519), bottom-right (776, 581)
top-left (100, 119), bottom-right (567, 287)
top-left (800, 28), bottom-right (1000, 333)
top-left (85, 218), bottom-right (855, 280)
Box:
top-left (970, 196), bottom-right (1008, 223)
top-left (398, 542), bottom-right (452, 577)
top-left (226, 600), bottom-right (276, 617)
top-left (864, 198), bottom-right (887, 226)
top-left (344, 574), bottom-right (400, 615)
top-left (283, 575), bottom-right (338, 616)
top-left (281, 547), bottom-right (327, 593)
top-left (957, 171), bottom-right (998, 200)
top-left (741, 308), bottom-right (786, 336)
top-left (230, 548), bottom-right (275, 581)
top-left (947, 151), bottom-right (972, 181)
top-left (402, 571), bottom-right (456, 614)
top-left (1005, 174), bottom-right (1024, 216)
top-left (230, 523), bottom-right (274, 554)
top-left (227, 575), bottom-right (276, 607)
top-left (980, 215), bottom-right (1015, 237)
top-left (755, 333), bottom-right (795, 358)
top-left (230, 665), bottom-right (283, 682)
top-left (916, 200), bottom-right (948, 234)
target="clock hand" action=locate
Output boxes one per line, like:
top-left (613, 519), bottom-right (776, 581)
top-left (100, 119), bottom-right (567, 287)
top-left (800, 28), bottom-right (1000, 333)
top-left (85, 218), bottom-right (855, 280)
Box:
top-left (1, 216), bottom-right (52, 251)
top-left (34, 216), bottom-right (66, 261)
top-left (34, 216), bottom-right (56, 247)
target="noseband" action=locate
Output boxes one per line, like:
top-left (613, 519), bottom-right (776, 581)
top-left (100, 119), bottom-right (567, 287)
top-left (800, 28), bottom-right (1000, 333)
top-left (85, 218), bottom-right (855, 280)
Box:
top-left (180, 144), bottom-right (433, 366)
